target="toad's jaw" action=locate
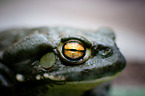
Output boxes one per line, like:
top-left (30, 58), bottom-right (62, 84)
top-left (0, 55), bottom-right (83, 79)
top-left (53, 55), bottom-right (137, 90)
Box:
top-left (42, 72), bottom-right (120, 96)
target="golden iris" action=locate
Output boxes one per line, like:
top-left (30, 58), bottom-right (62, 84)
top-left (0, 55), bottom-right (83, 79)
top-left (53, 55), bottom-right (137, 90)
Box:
top-left (63, 41), bottom-right (85, 60)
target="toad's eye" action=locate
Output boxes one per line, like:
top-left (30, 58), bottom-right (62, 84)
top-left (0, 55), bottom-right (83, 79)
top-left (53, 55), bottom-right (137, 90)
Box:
top-left (63, 41), bottom-right (85, 60)
top-left (57, 37), bottom-right (92, 65)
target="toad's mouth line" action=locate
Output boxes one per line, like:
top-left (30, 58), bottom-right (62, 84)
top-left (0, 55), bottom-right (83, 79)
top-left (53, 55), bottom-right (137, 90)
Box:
top-left (64, 72), bottom-right (120, 84)
top-left (42, 72), bottom-right (120, 84)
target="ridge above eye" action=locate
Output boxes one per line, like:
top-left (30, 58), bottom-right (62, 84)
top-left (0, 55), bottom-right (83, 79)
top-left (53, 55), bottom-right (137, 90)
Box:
top-left (61, 35), bottom-right (92, 48)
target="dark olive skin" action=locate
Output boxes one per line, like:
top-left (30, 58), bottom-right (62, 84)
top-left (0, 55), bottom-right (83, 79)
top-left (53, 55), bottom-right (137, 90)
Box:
top-left (0, 27), bottom-right (126, 96)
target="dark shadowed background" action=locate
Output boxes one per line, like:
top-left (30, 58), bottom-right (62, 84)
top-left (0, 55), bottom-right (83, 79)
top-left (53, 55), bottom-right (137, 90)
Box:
top-left (0, 0), bottom-right (145, 96)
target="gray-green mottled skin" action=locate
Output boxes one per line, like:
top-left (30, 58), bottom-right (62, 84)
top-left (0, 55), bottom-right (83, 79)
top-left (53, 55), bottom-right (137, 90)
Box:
top-left (0, 27), bottom-right (126, 96)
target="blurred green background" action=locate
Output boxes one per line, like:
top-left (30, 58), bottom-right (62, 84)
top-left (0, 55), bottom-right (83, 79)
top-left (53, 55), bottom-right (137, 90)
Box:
top-left (0, 0), bottom-right (145, 96)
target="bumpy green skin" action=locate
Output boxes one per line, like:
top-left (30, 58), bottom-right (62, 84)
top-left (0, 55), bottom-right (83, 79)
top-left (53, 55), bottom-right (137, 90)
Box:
top-left (0, 27), bottom-right (126, 96)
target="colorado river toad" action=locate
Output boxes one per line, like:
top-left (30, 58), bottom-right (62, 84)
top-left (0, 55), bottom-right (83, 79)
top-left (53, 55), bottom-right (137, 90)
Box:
top-left (0, 27), bottom-right (126, 96)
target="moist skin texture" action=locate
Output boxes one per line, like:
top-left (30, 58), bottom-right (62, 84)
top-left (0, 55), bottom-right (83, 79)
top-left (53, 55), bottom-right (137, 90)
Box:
top-left (0, 27), bottom-right (126, 96)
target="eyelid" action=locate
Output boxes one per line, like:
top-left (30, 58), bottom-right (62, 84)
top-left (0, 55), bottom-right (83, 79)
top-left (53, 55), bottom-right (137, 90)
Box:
top-left (61, 35), bottom-right (92, 48)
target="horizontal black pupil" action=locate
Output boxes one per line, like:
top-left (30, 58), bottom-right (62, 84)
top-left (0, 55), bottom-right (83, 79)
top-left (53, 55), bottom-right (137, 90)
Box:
top-left (65, 49), bottom-right (84, 52)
